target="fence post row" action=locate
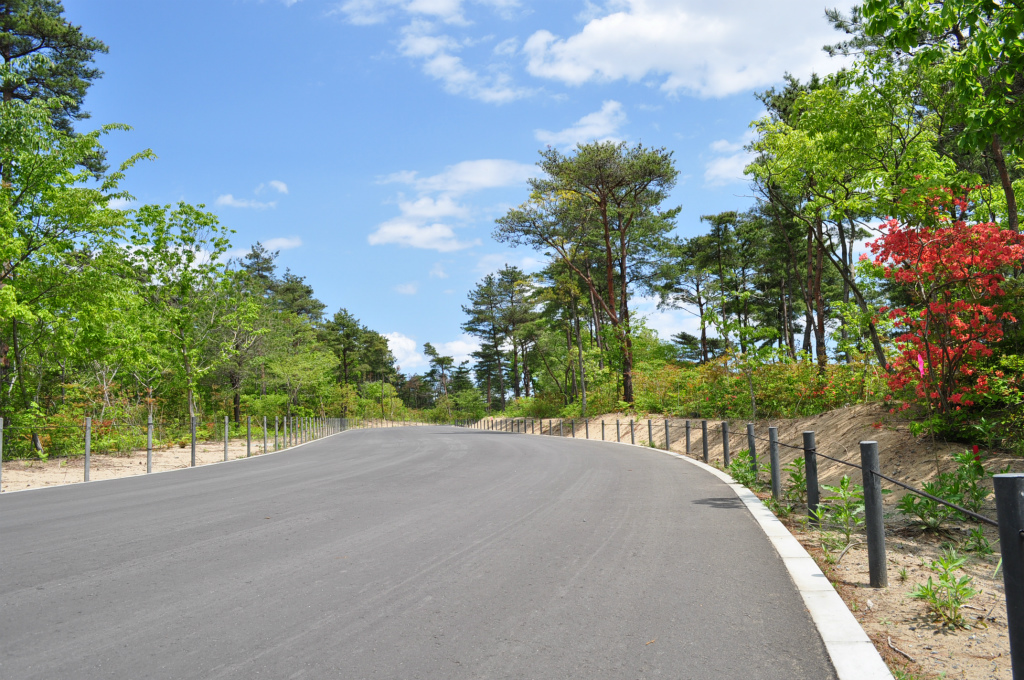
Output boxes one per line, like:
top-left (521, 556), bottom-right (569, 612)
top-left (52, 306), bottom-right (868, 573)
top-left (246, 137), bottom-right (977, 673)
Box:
top-left (721, 421), bottom-right (730, 467)
top-left (803, 431), bottom-right (820, 523)
top-left (860, 441), bottom-right (887, 588)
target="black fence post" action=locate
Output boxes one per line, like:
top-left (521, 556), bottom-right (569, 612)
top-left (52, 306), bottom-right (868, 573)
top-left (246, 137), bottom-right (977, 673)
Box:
top-left (602, 421), bottom-right (605, 440)
top-left (685, 420), bottom-right (691, 455)
top-left (147, 415), bottom-right (153, 474)
top-left (85, 417), bottom-right (91, 481)
top-left (224, 416), bottom-right (229, 461)
top-left (559, 419), bottom-right (563, 437)
top-left (247, 416), bottom-right (252, 457)
top-left (616, 419), bottom-right (620, 442)
top-left (747, 423), bottom-right (757, 475)
top-left (701, 420), bottom-right (708, 463)
top-left (722, 422), bottom-right (730, 467)
top-left (648, 419), bottom-right (653, 447)
top-left (571, 419), bottom-right (575, 437)
top-left (994, 473), bottom-right (1024, 679)
top-left (630, 419), bottom-right (635, 445)
top-left (585, 419), bottom-right (589, 439)
top-left (768, 426), bottom-right (781, 501)
top-left (263, 417), bottom-right (268, 454)
top-left (190, 416), bottom-right (196, 467)
top-left (803, 431), bottom-right (820, 522)
top-left (860, 441), bottom-right (887, 588)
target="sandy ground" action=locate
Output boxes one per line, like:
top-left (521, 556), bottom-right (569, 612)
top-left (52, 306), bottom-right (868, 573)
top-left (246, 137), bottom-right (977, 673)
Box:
top-left (2, 438), bottom-right (277, 492)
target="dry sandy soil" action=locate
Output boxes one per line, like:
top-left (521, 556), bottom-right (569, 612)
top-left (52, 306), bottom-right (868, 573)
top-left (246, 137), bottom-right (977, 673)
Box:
top-left (5, 410), bottom-right (1020, 678)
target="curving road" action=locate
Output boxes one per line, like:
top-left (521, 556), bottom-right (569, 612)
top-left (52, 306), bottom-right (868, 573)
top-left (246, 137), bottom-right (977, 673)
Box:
top-left (1, 426), bottom-right (837, 679)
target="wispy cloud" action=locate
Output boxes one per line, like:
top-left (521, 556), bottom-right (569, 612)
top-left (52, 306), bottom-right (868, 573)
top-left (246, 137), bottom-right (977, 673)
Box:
top-left (397, 20), bottom-right (531, 104)
top-left (369, 159), bottom-right (534, 252)
top-left (380, 159), bottom-right (535, 195)
top-left (256, 180), bottom-right (289, 195)
top-left (430, 262), bottom-right (449, 278)
top-left (262, 236), bottom-right (303, 251)
top-left (395, 282), bottom-right (419, 294)
top-left (216, 179), bottom-right (291, 209)
top-left (215, 194), bottom-right (277, 210)
top-left (704, 129), bottom-right (756, 187)
top-left (535, 100), bottom-right (627, 148)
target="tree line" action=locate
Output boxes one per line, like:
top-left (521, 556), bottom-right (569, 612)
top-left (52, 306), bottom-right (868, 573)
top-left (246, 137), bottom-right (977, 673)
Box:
top-left (456, 2), bottom-right (1022, 447)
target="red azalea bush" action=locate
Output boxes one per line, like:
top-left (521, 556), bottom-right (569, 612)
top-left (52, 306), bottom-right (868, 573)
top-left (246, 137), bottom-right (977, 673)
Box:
top-left (868, 188), bottom-right (1024, 413)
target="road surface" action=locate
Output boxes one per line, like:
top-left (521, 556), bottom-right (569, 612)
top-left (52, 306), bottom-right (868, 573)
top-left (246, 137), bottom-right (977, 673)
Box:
top-left (1, 426), bottom-right (836, 679)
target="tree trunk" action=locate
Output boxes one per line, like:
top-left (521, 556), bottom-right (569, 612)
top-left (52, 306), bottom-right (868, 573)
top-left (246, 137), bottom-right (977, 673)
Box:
top-left (992, 135), bottom-right (1020, 232)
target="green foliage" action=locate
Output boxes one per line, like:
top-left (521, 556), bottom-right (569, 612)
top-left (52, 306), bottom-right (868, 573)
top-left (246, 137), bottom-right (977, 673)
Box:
top-left (911, 548), bottom-right (978, 628)
top-left (897, 449), bottom-right (991, 530)
top-left (814, 476), bottom-right (866, 546)
top-left (964, 527), bottom-right (993, 556)
top-left (726, 452), bottom-right (762, 490)
top-left (783, 456), bottom-right (807, 504)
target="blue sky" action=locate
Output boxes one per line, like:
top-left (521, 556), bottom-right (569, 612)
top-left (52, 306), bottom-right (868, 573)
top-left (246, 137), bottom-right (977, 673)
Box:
top-left (63, 0), bottom-right (850, 374)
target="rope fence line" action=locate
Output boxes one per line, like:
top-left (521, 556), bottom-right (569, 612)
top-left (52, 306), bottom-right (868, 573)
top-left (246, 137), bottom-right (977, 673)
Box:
top-left (474, 415), bottom-right (1000, 528)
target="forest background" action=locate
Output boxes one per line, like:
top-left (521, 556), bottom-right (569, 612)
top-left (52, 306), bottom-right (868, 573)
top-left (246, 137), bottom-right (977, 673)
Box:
top-left (1, 0), bottom-right (1022, 459)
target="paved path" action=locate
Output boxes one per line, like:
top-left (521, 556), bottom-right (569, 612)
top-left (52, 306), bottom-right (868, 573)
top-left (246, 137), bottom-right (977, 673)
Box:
top-left (1, 426), bottom-right (837, 679)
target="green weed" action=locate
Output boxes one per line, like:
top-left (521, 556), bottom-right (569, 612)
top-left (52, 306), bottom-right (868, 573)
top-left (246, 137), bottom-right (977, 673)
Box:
top-left (910, 548), bottom-right (978, 628)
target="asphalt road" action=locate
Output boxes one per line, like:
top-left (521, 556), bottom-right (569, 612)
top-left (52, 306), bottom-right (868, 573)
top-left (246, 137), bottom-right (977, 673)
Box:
top-left (1, 426), bottom-right (837, 680)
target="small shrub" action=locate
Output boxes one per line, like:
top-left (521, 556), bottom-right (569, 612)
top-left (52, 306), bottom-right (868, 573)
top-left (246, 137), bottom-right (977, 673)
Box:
top-left (911, 548), bottom-right (977, 628)
top-left (783, 456), bottom-right (807, 504)
top-left (815, 475), bottom-right (866, 546)
top-left (897, 448), bottom-right (991, 530)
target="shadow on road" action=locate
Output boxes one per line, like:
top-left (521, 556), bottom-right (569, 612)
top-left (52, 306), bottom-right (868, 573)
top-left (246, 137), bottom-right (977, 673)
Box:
top-left (691, 496), bottom-right (744, 510)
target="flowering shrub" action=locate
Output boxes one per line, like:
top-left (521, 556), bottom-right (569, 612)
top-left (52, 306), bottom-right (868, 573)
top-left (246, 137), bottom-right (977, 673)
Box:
top-left (868, 189), bottom-right (1024, 413)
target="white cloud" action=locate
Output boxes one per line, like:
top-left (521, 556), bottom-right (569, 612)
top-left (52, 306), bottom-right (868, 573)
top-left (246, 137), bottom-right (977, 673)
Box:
top-left (335, 0), bottom-right (520, 26)
top-left (704, 129), bottom-right (756, 187)
top-left (385, 331), bottom-right (426, 370)
top-left (215, 194), bottom-right (276, 210)
top-left (107, 197), bottom-right (133, 210)
top-left (704, 154), bottom-right (750, 187)
top-left (523, 0), bottom-right (851, 98)
top-left (370, 158), bottom-right (533, 252)
top-left (369, 217), bottom-right (478, 251)
top-left (493, 36), bottom-right (518, 56)
top-left (474, 252), bottom-right (545, 274)
top-left (381, 159), bottom-right (535, 195)
top-left (256, 180), bottom-right (289, 195)
top-left (383, 332), bottom-right (479, 371)
top-left (397, 195), bottom-right (470, 219)
top-left (262, 236), bottom-right (303, 251)
top-left (437, 335), bottom-right (480, 365)
top-left (395, 282), bottom-right (419, 294)
top-left (397, 20), bottom-right (531, 103)
top-left (535, 100), bottom-right (627, 148)
top-left (430, 262), bottom-right (449, 278)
